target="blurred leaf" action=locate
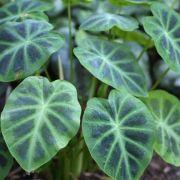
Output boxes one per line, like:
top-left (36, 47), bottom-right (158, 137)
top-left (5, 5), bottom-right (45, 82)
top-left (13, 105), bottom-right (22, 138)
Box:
top-left (80, 13), bottom-right (138, 32)
top-left (83, 89), bottom-right (155, 179)
top-left (127, 42), bottom-right (152, 88)
top-left (1, 76), bottom-right (81, 172)
top-left (0, 0), bottom-right (52, 24)
top-left (143, 3), bottom-right (180, 73)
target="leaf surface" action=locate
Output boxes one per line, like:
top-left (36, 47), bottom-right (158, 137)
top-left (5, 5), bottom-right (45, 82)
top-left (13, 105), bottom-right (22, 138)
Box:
top-left (0, 0), bottom-right (52, 24)
top-left (83, 89), bottom-right (155, 180)
top-left (80, 13), bottom-right (138, 32)
top-left (1, 76), bottom-right (81, 172)
top-left (0, 20), bottom-right (64, 82)
top-left (0, 131), bottom-right (13, 179)
top-left (74, 35), bottom-right (147, 97)
top-left (144, 90), bottom-right (180, 166)
top-left (143, 3), bottom-right (180, 73)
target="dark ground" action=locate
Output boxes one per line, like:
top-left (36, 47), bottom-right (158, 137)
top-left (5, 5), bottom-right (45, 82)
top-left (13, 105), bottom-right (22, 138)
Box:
top-left (6, 155), bottom-right (180, 180)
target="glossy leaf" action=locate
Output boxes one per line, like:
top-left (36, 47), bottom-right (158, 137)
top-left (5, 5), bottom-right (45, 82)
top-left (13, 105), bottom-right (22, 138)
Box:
top-left (0, 131), bottom-right (13, 179)
top-left (80, 13), bottom-right (138, 32)
top-left (144, 90), bottom-right (180, 166)
top-left (74, 35), bottom-right (148, 97)
top-left (143, 3), bottom-right (180, 73)
top-left (1, 76), bottom-right (81, 172)
top-left (0, 0), bottom-right (52, 24)
top-left (83, 89), bottom-right (155, 180)
top-left (0, 20), bottom-right (64, 82)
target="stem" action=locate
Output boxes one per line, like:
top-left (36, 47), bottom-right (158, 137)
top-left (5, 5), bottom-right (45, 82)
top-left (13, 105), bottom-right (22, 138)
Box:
top-left (68, 0), bottom-right (73, 82)
top-left (136, 40), bottom-right (152, 62)
top-left (45, 69), bottom-right (51, 81)
top-left (89, 77), bottom-right (97, 98)
top-left (151, 67), bottom-right (170, 90)
top-left (58, 56), bottom-right (64, 80)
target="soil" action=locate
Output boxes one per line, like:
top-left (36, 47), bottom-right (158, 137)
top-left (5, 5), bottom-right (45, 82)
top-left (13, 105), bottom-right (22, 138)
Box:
top-left (6, 155), bottom-right (180, 180)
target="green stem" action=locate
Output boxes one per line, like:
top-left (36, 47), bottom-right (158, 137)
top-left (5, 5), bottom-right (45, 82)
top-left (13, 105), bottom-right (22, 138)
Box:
top-left (89, 77), bottom-right (97, 98)
top-left (45, 69), bottom-right (51, 81)
top-left (151, 67), bottom-right (170, 90)
top-left (58, 56), bottom-right (64, 80)
top-left (68, 0), bottom-right (73, 82)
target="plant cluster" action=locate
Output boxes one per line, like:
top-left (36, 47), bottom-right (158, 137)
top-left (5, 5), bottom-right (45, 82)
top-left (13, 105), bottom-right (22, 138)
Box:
top-left (0, 0), bottom-right (179, 180)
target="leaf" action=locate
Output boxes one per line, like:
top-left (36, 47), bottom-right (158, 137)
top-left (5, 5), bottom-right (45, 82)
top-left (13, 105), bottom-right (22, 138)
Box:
top-left (0, 131), bottom-right (13, 179)
top-left (83, 89), bottom-right (155, 180)
top-left (1, 76), bottom-right (81, 172)
top-left (143, 90), bottom-right (180, 166)
top-left (111, 28), bottom-right (154, 47)
top-left (80, 13), bottom-right (138, 32)
top-left (143, 3), bottom-right (180, 73)
top-left (0, 0), bottom-right (52, 24)
top-left (0, 19), bottom-right (64, 82)
top-left (109, 0), bottom-right (156, 6)
top-left (74, 35), bottom-right (148, 97)
top-left (62, 0), bottom-right (93, 6)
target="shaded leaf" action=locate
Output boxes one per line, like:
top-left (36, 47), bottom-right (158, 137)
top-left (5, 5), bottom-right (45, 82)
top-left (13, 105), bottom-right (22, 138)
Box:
top-left (74, 35), bottom-right (148, 97)
top-left (1, 76), bottom-right (81, 172)
top-left (83, 89), bottom-right (155, 180)
top-left (143, 3), bottom-right (180, 73)
top-left (0, 131), bottom-right (13, 179)
top-left (144, 90), bottom-right (180, 166)
top-left (80, 13), bottom-right (138, 32)
top-left (0, 20), bottom-right (64, 82)
top-left (0, 0), bottom-right (52, 24)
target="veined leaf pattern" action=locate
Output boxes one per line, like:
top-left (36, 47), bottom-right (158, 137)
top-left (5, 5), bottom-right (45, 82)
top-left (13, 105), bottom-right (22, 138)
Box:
top-left (0, 20), bottom-right (64, 82)
top-left (144, 90), bottom-right (180, 166)
top-left (74, 35), bottom-right (148, 97)
top-left (143, 3), bottom-right (180, 73)
top-left (80, 13), bottom-right (138, 32)
top-left (0, 0), bottom-right (52, 24)
top-left (1, 76), bottom-right (81, 172)
top-left (0, 131), bottom-right (13, 179)
top-left (83, 89), bottom-right (155, 180)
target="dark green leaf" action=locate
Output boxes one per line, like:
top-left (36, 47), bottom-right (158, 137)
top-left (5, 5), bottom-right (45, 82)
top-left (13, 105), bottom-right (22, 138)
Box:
top-left (0, 131), bottom-right (13, 179)
top-left (0, 20), bottom-right (64, 82)
top-left (143, 3), bottom-right (180, 73)
top-left (80, 13), bottom-right (138, 32)
top-left (1, 76), bottom-right (81, 172)
top-left (83, 89), bottom-right (155, 179)
top-left (0, 0), bottom-right (52, 24)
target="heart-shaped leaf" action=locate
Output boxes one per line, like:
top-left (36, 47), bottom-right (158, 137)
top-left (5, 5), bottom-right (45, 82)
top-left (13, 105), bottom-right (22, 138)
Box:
top-left (0, 131), bottom-right (13, 179)
top-left (143, 3), bottom-right (180, 73)
top-left (74, 35), bottom-right (148, 97)
top-left (83, 89), bottom-right (155, 180)
top-left (1, 76), bottom-right (81, 172)
top-left (0, 20), bottom-right (64, 82)
top-left (144, 90), bottom-right (180, 166)
top-left (80, 13), bottom-right (138, 32)
top-left (0, 0), bottom-right (52, 24)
